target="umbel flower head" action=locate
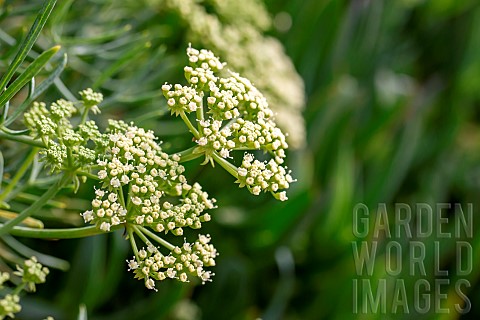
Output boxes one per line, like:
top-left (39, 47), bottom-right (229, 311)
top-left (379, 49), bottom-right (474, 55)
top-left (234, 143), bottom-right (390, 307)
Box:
top-left (0, 257), bottom-right (51, 319)
top-left (81, 120), bottom-right (218, 288)
top-left (127, 233), bottom-right (217, 291)
top-left (14, 256), bottom-right (49, 292)
top-left (162, 46), bottom-right (295, 200)
top-left (82, 120), bottom-right (216, 235)
top-left (0, 294), bottom-right (21, 319)
top-left (23, 89), bottom-right (106, 173)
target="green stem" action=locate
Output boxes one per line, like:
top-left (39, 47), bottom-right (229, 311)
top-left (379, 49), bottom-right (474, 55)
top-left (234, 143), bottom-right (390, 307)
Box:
top-left (177, 146), bottom-right (204, 163)
top-left (0, 148), bottom-right (38, 203)
top-left (196, 96), bottom-right (204, 132)
top-left (117, 186), bottom-right (126, 209)
top-left (66, 146), bottom-right (74, 168)
top-left (12, 283), bottom-right (26, 295)
top-left (76, 170), bottom-right (99, 180)
top-left (4, 225), bottom-right (117, 239)
top-left (131, 225), bottom-right (153, 247)
top-left (127, 226), bottom-right (139, 260)
top-left (0, 174), bottom-right (71, 237)
top-left (0, 130), bottom-right (45, 148)
top-left (80, 107), bottom-right (89, 125)
top-left (126, 184), bottom-right (134, 218)
top-left (212, 152), bottom-right (239, 178)
top-left (137, 225), bottom-right (175, 251)
top-left (179, 111), bottom-right (199, 139)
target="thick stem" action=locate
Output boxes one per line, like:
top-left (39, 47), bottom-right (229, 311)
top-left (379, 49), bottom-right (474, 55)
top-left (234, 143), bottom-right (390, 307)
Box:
top-left (0, 130), bottom-right (45, 148)
top-left (4, 224), bottom-right (119, 239)
top-left (0, 148), bottom-right (38, 203)
top-left (0, 174), bottom-right (71, 236)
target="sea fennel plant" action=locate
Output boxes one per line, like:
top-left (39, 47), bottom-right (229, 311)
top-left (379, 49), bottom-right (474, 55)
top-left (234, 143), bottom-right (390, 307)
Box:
top-left (0, 42), bottom-right (294, 314)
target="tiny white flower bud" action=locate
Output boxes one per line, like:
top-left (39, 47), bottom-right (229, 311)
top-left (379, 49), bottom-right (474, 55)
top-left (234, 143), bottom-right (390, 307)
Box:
top-left (127, 259), bottom-right (139, 271)
top-left (139, 249), bottom-right (147, 259)
top-left (82, 210), bottom-right (94, 222)
top-left (108, 193), bottom-right (118, 202)
top-left (238, 168), bottom-right (248, 177)
top-left (100, 222), bottom-right (111, 232)
top-left (110, 178), bottom-right (121, 188)
top-left (98, 170), bottom-right (107, 179)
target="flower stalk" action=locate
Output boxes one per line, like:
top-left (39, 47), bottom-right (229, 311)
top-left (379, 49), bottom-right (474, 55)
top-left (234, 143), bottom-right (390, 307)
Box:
top-left (0, 173), bottom-right (71, 237)
top-left (4, 224), bottom-right (112, 239)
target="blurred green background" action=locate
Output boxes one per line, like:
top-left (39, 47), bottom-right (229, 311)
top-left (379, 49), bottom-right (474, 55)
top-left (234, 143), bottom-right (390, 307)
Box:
top-left (1, 0), bottom-right (479, 319)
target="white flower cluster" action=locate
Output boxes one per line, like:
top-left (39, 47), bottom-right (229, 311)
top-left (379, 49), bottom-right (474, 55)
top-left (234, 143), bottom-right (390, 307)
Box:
top-left (78, 120), bottom-right (103, 142)
top-left (162, 47), bottom-right (293, 200)
top-left (82, 123), bottom-right (216, 234)
top-left (49, 99), bottom-right (77, 122)
top-left (162, 84), bottom-right (203, 116)
top-left (237, 154), bottom-right (294, 201)
top-left (23, 90), bottom-right (108, 172)
top-left (186, 47), bottom-right (225, 72)
top-left (196, 119), bottom-right (235, 161)
top-left (43, 142), bottom-right (67, 170)
top-left (0, 294), bottom-right (21, 319)
top-left (23, 88), bottom-right (219, 290)
top-left (0, 257), bottom-right (52, 318)
top-left (79, 88), bottom-right (103, 114)
top-left (163, 0), bottom-right (306, 148)
top-left (127, 234), bottom-right (217, 290)
top-left (14, 256), bottom-right (49, 292)
top-left (24, 101), bottom-right (65, 143)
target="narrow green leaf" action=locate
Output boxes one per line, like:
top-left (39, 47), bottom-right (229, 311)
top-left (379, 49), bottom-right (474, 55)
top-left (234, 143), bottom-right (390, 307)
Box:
top-left (0, 100), bottom-right (8, 123)
top-left (60, 24), bottom-right (132, 45)
top-left (0, 45), bottom-right (60, 109)
top-left (4, 53), bottom-right (67, 126)
top-left (54, 77), bottom-right (77, 101)
top-left (0, 150), bottom-right (3, 192)
top-left (28, 154), bottom-right (42, 184)
top-left (27, 76), bottom-right (35, 98)
top-left (1, 234), bottom-right (70, 271)
top-left (0, 0), bottom-right (57, 92)
top-left (92, 41), bottom-right (151, 89)
top-left (0, 130), bottom-right (45, 148)
top-left (0, 126), bottom-right (30, 135)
